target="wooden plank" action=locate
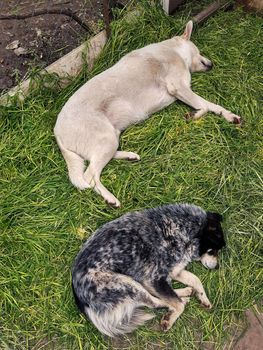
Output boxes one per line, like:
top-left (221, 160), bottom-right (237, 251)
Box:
top-left (193, 0), bottom-right (232, 24)
top-left (162, 0), bottom-right (185, 15)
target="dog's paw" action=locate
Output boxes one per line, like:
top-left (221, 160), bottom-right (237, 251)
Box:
top-left (196, 292), bottom-right (212, 310)
top-left (185, 287), bottom-right (194, 296)
top-left (200, 300), bottom-right (213, 310)
top-left (126, 152), bottom-right (140, 161)
top-left (181, 296), bottom-right (190, 305)
top-left (184, 110), bottom-right (196, 121)
top-left (105, 195), bottom-right (121, 208)
top-left (160, 312), bottom-right (173, 332)
top-left (233, 116), bottom-right (242, 125)
top-left (224, 111), bottom-right (242, 125)
top-left (106, 200), bottom-right (121, 208)
top-left (160, 319), bottom-right (170, 332)
top-left (174, 287), bottom-right (193, 297)
top-left (231, 114), bottom-right (242, 125)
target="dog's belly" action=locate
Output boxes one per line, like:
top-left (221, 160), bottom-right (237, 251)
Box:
top-left (105, 88), bottom-right (176, 131)
top-left (143, 88), bottom-right (176, 115)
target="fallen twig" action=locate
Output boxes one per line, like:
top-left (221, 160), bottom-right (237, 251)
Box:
top-left (0, 8), bottom-right (93, 34)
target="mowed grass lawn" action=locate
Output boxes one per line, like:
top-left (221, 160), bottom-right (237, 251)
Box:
top-left (1, 1), bottom-right (262, 349)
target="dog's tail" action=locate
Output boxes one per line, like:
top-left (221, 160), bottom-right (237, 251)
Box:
top-left (72, 272), bottom-right (156, 337)
top-left (85, 301), bottom-right (154, 337)
top-left (55, 135), bottom-right (90, 190)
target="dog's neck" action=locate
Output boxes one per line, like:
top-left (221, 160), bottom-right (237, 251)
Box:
top-left (173, 40), bottom-right (192, 70)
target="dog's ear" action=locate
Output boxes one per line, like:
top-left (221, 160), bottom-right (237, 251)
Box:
top-left (207, 212), bottom-right (223, 223)
top-left (182, 21), bottom-right (193, 40)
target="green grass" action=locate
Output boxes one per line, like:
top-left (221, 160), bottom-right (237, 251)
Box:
top-left (0, 1), bottom-right (262, 349)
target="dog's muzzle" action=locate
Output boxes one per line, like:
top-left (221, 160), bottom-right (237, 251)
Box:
top-left (200, 253), bottom-right (218, 269)
top-left (204, 61), bottom-right (213, 71)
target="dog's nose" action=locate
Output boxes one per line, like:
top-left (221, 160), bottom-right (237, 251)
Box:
top-left (214, 263), bottom-right (219, 270)
top-left (206, 61), bottom-right (213, 70)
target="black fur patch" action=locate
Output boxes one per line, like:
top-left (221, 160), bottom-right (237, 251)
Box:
top-left (199, 211), bottom-right (225, 255)
top-left (154, 277), bottom-right (181, 301)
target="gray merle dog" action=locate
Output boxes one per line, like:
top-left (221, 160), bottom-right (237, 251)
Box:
top-left (72, 203), bottom-right (225, 337)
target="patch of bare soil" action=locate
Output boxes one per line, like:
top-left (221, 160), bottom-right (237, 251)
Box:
top-left (0, 0), bottom-right (106, 93)
top-left (233, 308), bottom-right (263, 350)
top-left (199, 305), bottom-right (263, 350)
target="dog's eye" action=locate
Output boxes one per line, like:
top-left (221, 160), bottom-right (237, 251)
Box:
top-left (207, 249), bottom-right (214, 255)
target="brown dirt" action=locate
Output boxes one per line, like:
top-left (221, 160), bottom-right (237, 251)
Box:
top-left (0, 0), bottom-right (106, 93)
top-left (233, 307), bottom-right (263, 350)
top-left (200, 306), bottom-right (263, 350)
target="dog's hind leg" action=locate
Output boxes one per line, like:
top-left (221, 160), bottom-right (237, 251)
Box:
top-left (113, 151), bottom-right (140, 161)
top-left (83, 137), bottom-right (121, 207)
top-left (55, 135), bottom-right (90, 190)
top-left (147, 277), bottom-right (190, 331)
top-left (160, 296), bottom-right (190, 331)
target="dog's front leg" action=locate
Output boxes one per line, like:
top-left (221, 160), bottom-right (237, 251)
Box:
top-left (171, 269), bottom-right (212, 309)
top-left (167, 82), bottom-right (241, 124)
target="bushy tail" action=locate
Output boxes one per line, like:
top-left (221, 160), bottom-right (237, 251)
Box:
top-left (72, 272), bottom-right (157, 337)
top-left (55, 135), bottom-right (90, 190)
top-left (85, 302), bottom-right (154, 337)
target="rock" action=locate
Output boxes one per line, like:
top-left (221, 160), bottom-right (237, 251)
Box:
top-left (14, 47), bottom-right (29, 56)
top-left (6, 40), bottom-right (19, 50)
top-left (36, 28), bottom-right (42, 37)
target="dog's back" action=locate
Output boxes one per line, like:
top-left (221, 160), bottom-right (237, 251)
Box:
top-left (55, 40), bottom-right (180, 133)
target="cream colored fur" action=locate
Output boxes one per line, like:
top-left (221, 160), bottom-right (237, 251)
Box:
top-left (54, 21), bottom-right (241, 207)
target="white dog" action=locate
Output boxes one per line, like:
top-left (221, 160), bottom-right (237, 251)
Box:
top-left (54, 21), bottom-right (241, 207)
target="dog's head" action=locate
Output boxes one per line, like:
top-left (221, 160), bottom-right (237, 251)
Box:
top-left (198, 212), bottom-right (225, 269)
top-left (176, 21), bottom-right (213, 73)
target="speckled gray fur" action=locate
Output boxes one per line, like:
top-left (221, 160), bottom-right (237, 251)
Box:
top-left (72, 203), bottom-right (225, 337)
